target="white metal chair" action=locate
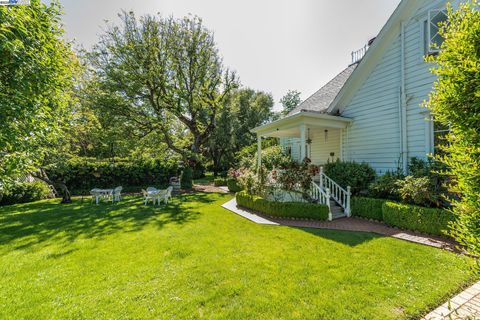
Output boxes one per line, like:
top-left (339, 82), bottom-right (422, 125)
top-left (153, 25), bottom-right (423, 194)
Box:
top-left (113, 186), bottom-right (122, 202)
top-left (90, 188), bottom-right (102, 204)
top-left (142, 189), bottom-right (156, 205)
top-left (146, 187), bottom-right (157, 192)
top-left (164, 186), bottom-right (173, 204)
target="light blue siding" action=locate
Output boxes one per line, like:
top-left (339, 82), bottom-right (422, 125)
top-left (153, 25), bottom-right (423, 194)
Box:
top-left (341, 0), bottom-right (447, 174)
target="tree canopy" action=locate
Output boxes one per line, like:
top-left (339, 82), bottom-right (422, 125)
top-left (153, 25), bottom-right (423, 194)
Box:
top-left (426, 1), bottom-right (480, 265)
top-left (280, 90), bottom-right (302, 116)
top-left (88, 12), bottom-right (238, 167)
top-left (0, 0), bottom-right (77, 183)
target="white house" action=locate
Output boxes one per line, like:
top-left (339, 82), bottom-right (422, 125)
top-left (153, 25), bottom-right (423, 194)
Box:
top-left (253, 0), bottom-right (457, 175)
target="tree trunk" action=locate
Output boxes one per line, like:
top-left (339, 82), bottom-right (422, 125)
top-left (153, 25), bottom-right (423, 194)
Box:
top-left (32, 168), bottom-right (72, 204)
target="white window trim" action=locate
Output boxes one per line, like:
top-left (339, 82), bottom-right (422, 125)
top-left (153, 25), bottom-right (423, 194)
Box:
top-left (426, 9), bottom-right (447, 55)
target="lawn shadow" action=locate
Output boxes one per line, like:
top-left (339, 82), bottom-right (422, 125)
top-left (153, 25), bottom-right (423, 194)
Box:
top-left (294, 226), bottom-right (385, 247)
top-left (0, 192), bottom-right (218, 253)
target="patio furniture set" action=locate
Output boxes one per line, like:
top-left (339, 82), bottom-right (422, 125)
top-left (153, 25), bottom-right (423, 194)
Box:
top-left (89, 185), bottom-right (173, 205)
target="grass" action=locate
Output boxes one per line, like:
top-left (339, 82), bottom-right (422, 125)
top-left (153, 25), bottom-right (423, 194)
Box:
top-left (0, 192), bottom-right (476, 319)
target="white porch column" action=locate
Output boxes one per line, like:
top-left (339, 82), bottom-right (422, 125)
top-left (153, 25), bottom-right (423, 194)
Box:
top-left (257, 135), bottom-right (262, 170)
top-left (300, 124), bottom-right (306, 161)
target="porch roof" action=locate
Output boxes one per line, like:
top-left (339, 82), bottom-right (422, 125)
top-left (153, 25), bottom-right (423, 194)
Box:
top-left (251, 111), bottom-right (353, 138)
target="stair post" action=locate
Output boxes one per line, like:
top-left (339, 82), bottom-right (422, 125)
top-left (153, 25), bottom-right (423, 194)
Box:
top-left (346, 186), bottom-right (352, 217)
top-left (326, 188), bottom-right (332, 221)
top-left (319, 166), bottom-right (324, 190)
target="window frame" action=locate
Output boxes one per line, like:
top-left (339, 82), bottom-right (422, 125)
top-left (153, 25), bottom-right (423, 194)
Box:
top-left (426, 8), bottom-right (448, 55)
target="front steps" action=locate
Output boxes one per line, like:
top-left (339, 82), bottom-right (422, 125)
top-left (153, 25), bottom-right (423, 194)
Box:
top-left (330, 200), bottom-right (347, 220)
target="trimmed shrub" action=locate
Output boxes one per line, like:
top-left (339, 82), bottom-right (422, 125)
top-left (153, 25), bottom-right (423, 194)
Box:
top-left (214, 178), bottom-right (226, 187)
top-left (0, 181), bottom-right (51, 205)
top-left (236, 191), bottom-right (329, 221)
top-left (351, 197), bottom-right (386, 221)
top-left (382, 201), bottom-right (454, 237)
top-left (227, 178), bottom-right (243, 193)
top-left (181, 167), bottom-right (193, 189)
top-left (324, 160), bottom-right (376, 195)
top-left (367, 171), bottom-right (402, 200)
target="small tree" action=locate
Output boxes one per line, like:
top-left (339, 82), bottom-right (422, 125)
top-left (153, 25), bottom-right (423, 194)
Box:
top-left (426, 1), bottom-right (480, 264)
top-left (280, 90), bottom-right (302, 116)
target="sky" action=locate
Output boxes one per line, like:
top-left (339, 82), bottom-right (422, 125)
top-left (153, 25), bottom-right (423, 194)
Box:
top-left (56, 0), bottom-right (401, 110)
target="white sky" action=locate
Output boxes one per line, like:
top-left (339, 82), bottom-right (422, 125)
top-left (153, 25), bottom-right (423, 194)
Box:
top-left (56, 0), bottom-right (401, 110)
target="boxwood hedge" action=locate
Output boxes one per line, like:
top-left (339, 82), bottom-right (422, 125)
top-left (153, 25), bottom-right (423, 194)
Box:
top-left (382, 201), bottom-right (454, 237)
top-left (236, 191), bottom-right (329, 221)
top-left (351, 197), bottom-right (386, 221)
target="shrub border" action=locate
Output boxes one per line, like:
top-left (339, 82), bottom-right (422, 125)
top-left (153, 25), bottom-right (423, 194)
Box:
top-left (236, 191), bottom-right (329, 221)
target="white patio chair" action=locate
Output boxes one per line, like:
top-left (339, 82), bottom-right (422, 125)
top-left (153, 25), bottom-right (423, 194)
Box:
top-left (146, 187), bottom-right (157, 192)
top-left (164, 186), bottom-right (173, 204)
top-left (90, 188), bottom-right (102, 204)
top-left (142, 189), bottom-right (157, 205)
top-left (113, 186), bottom-right (123, 203)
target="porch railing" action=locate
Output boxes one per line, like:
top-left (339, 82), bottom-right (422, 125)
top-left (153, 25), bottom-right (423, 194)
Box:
top-left (319, 167), bottom-right (351, 217)
top-left (310, 182), bottom-right (332, 221)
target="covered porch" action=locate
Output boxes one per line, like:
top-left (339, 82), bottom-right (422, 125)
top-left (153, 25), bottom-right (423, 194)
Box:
top-left (252, 111), bottom-right (353, 167)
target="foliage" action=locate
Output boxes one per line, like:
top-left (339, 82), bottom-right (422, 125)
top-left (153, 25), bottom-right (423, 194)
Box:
top-left (0, 0), bottom-right (77, 181)
top-left (351, 197), bottom-right (386, 221)
top-left (0, 194), bottom-right (473, 319)
top-left (236, 191), bottom-right (329, 221)
top-left (396, 176), bottom-right (442, 208)
top-left (275, 159), bottom-right (319, 201)
top-left (367, 171), bottom-right (402, 200)
top-left (252, 146), bottom-right (291, 171)
top-left (0, 181), bottom-right (51, 206)
top-left (180, 167), bottom-right (193, 190)
top-left (47, 157), bottom-right (178, 195)
top-left (280, 90), bottom-right (302, 116)
top-left (206, 89), bottom-right (274, 175)
top-left (237, 138), bottom-right (279, 169)
top-left (426, 1), bottom-right (480, 263)
top-left (382, 201), bottom-right (455, 237)
top-left (213, 178), bottom-right (226, 187)
top-left (227, 178), bottom-right (243, 193)
top-left (324, 160), bottom-right (376, 195)
top-left (88, 12), bottom-right (237, 165)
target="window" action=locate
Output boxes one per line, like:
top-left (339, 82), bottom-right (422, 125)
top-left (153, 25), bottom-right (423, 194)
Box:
top-left (425, 9), bottom-right (448, 55)
top-left (433, 121), bottom-right (450, 154)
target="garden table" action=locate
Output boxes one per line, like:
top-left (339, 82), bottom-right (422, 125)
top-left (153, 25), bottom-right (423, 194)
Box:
top-left (91, 188), bottom-right (114, 204)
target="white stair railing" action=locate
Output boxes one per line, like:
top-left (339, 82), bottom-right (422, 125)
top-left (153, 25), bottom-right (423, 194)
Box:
top-left (310, 181), bottom-right (332, 221)
top-left (319, 167), bottom-right (351, 217)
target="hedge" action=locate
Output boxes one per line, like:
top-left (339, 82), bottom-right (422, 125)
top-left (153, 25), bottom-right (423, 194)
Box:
top-left (214, 178), bottom-right (227, 187)
top-left (0, 181), bottom-right (51, 206)
top-left (382, 201), bottom-right (454, 237)
top-left (227, 178), bottom-right (243, 193)
top-left (47, 158), bottom-right (178, 195)
top-left (236, 191), bottom-right (329, 221)
top-left (351, 197), bottom-right (386, 221)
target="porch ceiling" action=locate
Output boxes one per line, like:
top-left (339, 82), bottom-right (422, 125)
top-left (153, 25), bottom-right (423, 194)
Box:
top-left (252, 111), bottom-right (352, 138)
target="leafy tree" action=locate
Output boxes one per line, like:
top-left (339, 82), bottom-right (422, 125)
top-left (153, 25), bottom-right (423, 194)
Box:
top-left (0, 0), bottom-right (77, 184)
top-left (206, 89), bottom-right (274, 175)
top-left (88, 12), bottom-right (237, 170)
top-left (426, 1), bottom-right (480, 265)
top-left (280, 90), bottom-right (302, 116)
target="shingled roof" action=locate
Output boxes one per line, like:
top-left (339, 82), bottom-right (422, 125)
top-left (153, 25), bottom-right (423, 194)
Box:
top-left (288, 63), bottom-right (357, 116)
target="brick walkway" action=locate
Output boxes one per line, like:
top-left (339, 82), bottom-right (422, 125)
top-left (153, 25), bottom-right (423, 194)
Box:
top-left (223, 199), bottom-right (457, 251)
top-left (422, 281), bottom-right (480, 319)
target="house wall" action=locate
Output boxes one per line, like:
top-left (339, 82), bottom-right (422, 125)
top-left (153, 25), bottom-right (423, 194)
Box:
top-left (279, 128), bottom-right (341, 165)
top-left (341, 0), bottom-right (447, 174)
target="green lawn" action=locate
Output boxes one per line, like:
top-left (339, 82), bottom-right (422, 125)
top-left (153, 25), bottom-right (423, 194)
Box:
top-left (0, 193), bottom-right (475, 319)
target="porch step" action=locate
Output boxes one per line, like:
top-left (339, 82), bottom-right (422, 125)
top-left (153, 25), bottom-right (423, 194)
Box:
top-left (330, 201), bottom-right (346, 220)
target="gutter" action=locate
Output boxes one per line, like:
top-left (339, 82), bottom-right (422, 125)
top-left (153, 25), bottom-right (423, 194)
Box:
top-left (400, 20), bottom-right (408, 174)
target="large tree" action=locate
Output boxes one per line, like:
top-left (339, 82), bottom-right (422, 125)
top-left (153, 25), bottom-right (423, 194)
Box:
top-left (88, 12), bottom-right (237, 168)
top-left (0, 1), bottom-right (77, 185)
top-left (426, 1), bottom-right (480, 265)
top-left (206, 89), bottom-right (274, 175)
top-left (280, 90), bottom-right (302, 116)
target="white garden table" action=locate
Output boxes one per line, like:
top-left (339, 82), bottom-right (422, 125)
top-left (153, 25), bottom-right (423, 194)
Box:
top-left (91, 188), bottom-right (114, 204)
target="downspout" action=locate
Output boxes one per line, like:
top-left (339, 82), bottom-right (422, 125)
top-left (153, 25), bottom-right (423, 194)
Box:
top-left (400, 21), bottom-right (408, 174)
